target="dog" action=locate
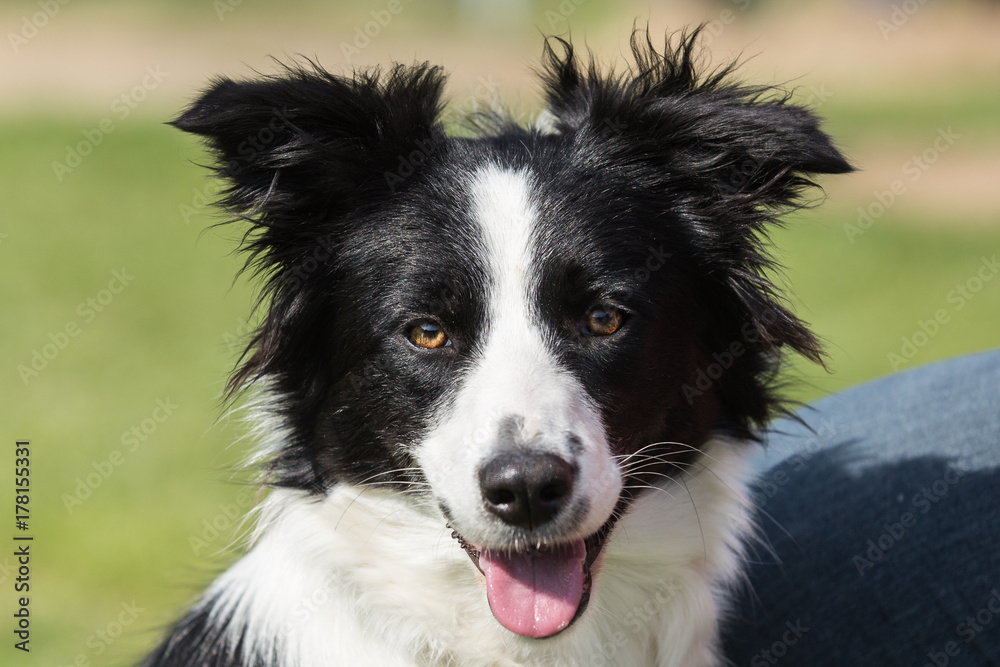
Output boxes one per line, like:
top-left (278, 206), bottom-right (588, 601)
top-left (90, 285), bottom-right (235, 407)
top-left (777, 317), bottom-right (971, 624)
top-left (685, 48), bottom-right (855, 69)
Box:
top-left (144, 28), bottom-right (850, 667)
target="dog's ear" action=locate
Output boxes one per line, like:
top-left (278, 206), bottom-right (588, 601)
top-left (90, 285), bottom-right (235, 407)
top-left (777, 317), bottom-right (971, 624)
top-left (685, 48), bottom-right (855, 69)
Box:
top-left (540, 29), bottom-right (851, 205)
top-left (540, 29), bottom-right (852, 428)
top-left (172, 62), bottom-right (446, 401)
top-left (539, 29), bottom-right (851, 359)
top-left (172, 61), bottom-right (447, 224)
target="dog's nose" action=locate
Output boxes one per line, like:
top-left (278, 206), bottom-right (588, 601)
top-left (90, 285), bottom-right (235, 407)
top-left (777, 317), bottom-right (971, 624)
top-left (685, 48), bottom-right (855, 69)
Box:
top-left (479, 452), bottom-right (574, 530)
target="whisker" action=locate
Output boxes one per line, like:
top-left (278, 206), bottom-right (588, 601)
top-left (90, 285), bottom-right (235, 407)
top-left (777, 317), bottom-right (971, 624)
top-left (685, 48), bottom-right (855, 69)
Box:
top-left (354, 467), bottom-right (424, 487)
top-left (626, 470), bottom-right (683, 487)
top-left (620, 457), bottom-right (683, 475)
top-left (682, 457), bottom-right (746, 501)
top-left (334, 485), bottom-right (369, 533)
top-left (644, 441), bottom-right (721, 465)
top-left (679, 476), bottom-right (709, 566)
top-left (359, 480), bottom-right (432, 487)
top-left (623, 483), bottom-right (677, 501)
top-left (614, 441), bottom-right (695, 465)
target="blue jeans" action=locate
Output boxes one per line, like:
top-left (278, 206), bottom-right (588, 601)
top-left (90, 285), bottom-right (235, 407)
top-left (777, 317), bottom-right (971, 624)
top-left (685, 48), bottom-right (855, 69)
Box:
top-left (721, 350), bottom-right (1000, 666)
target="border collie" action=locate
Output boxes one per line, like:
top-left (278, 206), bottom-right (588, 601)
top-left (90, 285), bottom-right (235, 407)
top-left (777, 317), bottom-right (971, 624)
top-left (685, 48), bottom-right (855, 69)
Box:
top-left (145, 28), bottom-right (850, 667)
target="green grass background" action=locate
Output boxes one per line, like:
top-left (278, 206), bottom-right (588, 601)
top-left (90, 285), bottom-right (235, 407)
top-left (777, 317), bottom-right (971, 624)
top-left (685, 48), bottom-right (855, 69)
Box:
top-left (1, 2), bottom-right (998, 665)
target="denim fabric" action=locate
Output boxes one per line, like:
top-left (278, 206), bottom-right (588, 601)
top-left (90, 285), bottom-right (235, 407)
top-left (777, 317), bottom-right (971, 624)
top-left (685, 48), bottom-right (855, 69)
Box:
top-left (721, 350), bottom-right (1000, 666)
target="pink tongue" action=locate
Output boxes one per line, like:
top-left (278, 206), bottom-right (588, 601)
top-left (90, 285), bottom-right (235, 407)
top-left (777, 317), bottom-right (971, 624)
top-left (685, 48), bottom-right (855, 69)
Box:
top-left (479, 539), bottom-right (586, 638)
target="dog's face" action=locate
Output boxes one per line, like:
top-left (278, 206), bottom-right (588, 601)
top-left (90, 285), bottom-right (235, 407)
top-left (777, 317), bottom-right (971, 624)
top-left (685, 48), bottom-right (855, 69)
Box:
top-left (174, 31), bottom-right (849, 640)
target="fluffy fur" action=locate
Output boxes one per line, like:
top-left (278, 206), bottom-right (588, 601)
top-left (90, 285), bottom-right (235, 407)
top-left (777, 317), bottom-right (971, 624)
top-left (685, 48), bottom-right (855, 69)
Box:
top-left (145, 28), bottom-right (850, 667)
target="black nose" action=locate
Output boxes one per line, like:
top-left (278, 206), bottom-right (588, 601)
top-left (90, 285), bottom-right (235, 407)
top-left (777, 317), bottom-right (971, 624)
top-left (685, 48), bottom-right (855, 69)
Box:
top-left (479, 452), bottom-right (575, 530)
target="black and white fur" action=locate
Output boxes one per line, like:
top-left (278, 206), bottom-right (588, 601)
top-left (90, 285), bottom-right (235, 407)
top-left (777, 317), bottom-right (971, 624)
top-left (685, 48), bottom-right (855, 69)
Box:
top-left (145, 29), bottom-right (850, 667)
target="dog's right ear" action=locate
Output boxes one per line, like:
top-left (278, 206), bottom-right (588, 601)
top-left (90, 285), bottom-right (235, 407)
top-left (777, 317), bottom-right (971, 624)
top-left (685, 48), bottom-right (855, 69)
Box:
top-left (172, 63), bottom-right (447, 402)
top-left (171, 62), bottom-right (447, 222)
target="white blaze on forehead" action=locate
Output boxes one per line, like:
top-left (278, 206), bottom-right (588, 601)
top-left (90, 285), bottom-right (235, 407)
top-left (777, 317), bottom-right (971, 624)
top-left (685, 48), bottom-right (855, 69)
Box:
top-left (469, 165), bottom-right (537, 319)
top-left (467, 165), bottom-right (556, 429)
top-left (413, 164), bottom-right (621, 547)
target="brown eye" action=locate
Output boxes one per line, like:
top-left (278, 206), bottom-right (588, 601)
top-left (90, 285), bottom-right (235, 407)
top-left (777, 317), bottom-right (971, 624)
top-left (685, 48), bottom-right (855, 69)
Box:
top-left (585, 306), bottom-right (625, 336)
top-left (407, 320), bottom-right (450, 349)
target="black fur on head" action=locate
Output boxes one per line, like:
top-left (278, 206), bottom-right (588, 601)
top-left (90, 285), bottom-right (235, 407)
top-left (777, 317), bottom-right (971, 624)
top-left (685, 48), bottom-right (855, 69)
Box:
top-left (537, 27), bottom-right (852, 435)
top-left (171, 27), bottom-right (851, 493)
top-left (172, 61), bottom-right (449, 489)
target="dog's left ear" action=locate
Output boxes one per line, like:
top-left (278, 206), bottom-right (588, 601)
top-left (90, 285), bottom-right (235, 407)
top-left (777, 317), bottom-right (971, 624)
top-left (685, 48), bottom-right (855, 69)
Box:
top-left (544, 31), bottom-right (853, 198)
top-left (540, 30), bottom-right (852, 204)
top-left (539, 30), bottom-right (852, 364)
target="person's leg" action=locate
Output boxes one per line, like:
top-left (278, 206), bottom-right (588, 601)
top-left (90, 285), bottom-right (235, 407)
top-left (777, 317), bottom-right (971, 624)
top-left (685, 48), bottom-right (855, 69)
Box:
top-left (721, 350), bottom-right (1000, 666)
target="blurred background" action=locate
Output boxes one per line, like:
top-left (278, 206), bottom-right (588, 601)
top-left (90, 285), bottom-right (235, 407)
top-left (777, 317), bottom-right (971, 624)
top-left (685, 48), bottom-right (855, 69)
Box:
top-left (1, 0), bottom-right (998, 663)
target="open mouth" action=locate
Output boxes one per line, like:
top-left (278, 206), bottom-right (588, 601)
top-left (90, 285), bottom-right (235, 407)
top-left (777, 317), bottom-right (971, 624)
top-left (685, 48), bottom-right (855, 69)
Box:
top-left (449, 516), bottom-right (617, 639)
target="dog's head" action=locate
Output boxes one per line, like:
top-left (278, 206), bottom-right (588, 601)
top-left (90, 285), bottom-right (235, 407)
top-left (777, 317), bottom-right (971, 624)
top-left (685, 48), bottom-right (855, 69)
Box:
top-left (174, 29), bottom-right (849, 639)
